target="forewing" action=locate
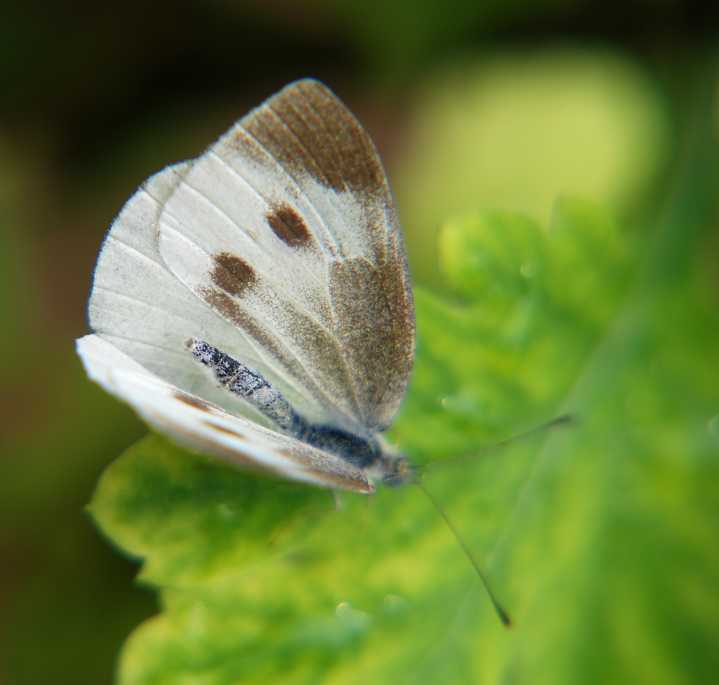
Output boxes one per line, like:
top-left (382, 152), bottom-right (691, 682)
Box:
top-left (77, 335), bottom-right (373, 493)
top-left (157, 79), bottom-right (415, 433)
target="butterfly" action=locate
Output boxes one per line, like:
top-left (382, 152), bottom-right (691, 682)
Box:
top-left (77, 79), bottom-right (416, 495)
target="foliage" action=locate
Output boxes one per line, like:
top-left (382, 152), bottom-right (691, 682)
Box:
top-left (90, 167), bottom-right (719, 682)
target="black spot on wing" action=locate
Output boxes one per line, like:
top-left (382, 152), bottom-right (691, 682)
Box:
top-left (210, 252), bottom-right (256, 296)
top-left (266, 204), bottom-right (313, 248)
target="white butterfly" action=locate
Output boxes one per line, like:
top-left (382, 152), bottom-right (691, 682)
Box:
top-left (77, 79), bottom-right (416, 495)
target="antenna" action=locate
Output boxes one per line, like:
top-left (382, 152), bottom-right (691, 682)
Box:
top-left (416, 478), bottom-right (512, 628)
top-left (421, 413), bottom-right (575, 473)
top-left (413, 413), bottom-right (575, 627)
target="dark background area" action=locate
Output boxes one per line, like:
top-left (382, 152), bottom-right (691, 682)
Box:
top-left (1, 1), bottom-right (717, 683)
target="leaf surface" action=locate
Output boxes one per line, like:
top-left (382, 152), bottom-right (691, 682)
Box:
top-left (90, 186), bottom-right (719, 683)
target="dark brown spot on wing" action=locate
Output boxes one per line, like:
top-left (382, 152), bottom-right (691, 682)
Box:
top-left (266, 204), bottom-right (313, 248)
top-left (173, 391), bottom-right (215, 413)
top-left (210, 252), bottom-right (256, 296)
top-left (203, 420), bottom-right (245, 439)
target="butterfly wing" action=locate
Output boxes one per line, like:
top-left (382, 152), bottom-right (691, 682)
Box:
top-left (77, 335), bottom-right (373, 493)
top-left (157, 79), bottom-right (415, 434)
top-left (87, 156), bottom-right (334, 429)
top-left (83, 80), bottom-right (413, 491)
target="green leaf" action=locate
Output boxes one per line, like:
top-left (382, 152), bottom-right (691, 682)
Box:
top-left (90, 188), bottom-right (718, 682)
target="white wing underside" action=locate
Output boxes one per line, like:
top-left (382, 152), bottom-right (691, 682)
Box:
top-left (80, 79), bottom-right (414, 491)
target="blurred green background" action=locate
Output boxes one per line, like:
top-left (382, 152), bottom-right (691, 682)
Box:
top-left (1, 1), bottom-right (718, 684)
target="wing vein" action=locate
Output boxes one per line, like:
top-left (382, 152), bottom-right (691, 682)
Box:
top-left (104, 234), bottom-right (165, 270)
top-left (93, 285), bottom-right (202, 328)
top-left (100, 332), bottom-right (189, 356)
top-left (288, 90), bottom-right (349, 194)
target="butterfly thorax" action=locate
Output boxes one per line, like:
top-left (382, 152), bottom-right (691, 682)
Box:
top-left (190, 337), bottom-right (413, 485)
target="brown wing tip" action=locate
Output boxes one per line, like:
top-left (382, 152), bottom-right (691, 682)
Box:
top-left (281, 78), bottom-right (332, 97)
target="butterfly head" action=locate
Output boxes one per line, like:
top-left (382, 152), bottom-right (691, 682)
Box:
top-left (376, 452), bottom-right (416, 488)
